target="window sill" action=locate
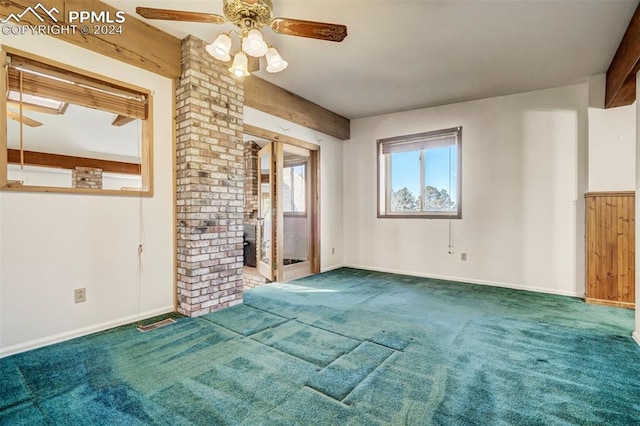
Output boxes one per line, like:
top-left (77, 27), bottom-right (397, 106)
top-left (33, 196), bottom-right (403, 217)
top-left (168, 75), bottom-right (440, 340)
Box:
top-left (378, 212), bottom-right (461, 219)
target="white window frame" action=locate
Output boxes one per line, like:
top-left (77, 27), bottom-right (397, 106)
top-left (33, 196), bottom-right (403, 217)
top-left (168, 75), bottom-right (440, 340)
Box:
top-left (377, 126), bottom-right (462, 219)
top-left (282, 162), bottom-right (307, 216)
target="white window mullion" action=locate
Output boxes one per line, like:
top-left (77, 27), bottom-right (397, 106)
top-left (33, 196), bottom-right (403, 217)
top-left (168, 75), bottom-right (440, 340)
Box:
top-left (385, 154), bottom-right (392, 214)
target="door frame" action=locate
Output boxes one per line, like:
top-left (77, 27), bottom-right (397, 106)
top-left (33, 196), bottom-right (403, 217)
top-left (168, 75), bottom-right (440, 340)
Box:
top-left (245, 125), bottom-right (321, 280)
top-left (257, 143), bottom-right (275, 280)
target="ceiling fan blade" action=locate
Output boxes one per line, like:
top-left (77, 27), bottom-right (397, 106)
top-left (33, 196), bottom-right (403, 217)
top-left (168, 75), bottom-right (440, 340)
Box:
top-left (270, 18), bottom-right (347, 42)
top-left (7, 110), bottom-right (43, 127)
top-left (136, 7), bottom-right (226, 24)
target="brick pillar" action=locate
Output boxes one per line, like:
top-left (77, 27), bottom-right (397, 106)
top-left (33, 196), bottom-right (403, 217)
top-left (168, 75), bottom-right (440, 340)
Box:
top-left (243, 141), bottom-right (259, 222)
top-left (72, 166), bottom-right (103, 189)
top-left (175, 36), bottom-right (244, 316)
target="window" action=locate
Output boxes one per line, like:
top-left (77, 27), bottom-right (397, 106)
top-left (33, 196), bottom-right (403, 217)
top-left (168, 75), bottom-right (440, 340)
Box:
top-left (378, 127), bottom-right (461, 218)
top-left (282, 162), bottom-right (307, 214)
top-left (1, 48), bottom-right (152, 195)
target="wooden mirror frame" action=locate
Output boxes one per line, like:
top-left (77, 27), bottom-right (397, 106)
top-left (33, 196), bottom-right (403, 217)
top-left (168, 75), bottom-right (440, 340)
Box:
top-left (0, 46), bottom-right (153, 197)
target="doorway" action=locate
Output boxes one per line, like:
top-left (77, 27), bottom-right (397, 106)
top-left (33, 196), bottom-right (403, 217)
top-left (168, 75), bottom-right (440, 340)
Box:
top-left (257, 140), bottom-right (319, 282)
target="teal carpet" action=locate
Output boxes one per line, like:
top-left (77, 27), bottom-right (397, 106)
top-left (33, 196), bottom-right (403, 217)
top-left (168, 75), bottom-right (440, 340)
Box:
top-left (1, 268), bottom-right (639, 425)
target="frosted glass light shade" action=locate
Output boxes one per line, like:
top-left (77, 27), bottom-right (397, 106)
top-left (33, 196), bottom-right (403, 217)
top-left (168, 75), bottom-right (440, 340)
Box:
top-left (206, 34), bottom-right (232, 61)
top-left (265, 47), bottom-right (288, 73)
top-left (242, 29), bottom-right (268, 57)
top-left (229, 52), bottom-right (250, 77)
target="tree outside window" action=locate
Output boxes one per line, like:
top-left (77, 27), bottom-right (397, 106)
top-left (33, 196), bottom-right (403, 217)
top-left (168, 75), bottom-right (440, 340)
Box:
top-left (378, 127), bottom-right (462, 219)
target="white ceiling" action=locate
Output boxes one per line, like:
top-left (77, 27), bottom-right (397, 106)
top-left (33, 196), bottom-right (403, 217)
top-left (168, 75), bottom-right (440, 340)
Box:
top-left (106, 0), bottom-right (637, 120)
top-left (7, 105), bottom-right (141, 162)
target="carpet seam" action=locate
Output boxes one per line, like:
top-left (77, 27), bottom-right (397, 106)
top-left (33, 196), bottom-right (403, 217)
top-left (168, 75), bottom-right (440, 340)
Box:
top-left (0, 399), bottom-right (33, 416)
top-left (306, 342), bottom-right (399, 403)
top-left (340, 350), bottom-right (400, 404)
top-left (319, 340), bottom-right (401, 373)
top-left (363, 338), bottom-right (408, 353)
top-left (292, 319), bottom-right (362, 343)
top-left (302, 385), bottom-right (352, 407)
top-left (195, 316), bottom-right (248, 338)
top-left (244, 334), bottom-right (324, 370)
top-left (242, 303), bottom-right (296, 321)
top-left (0, 364), bottom-right (39, 416)
top-left (242, 317), bottom-right (297, 339)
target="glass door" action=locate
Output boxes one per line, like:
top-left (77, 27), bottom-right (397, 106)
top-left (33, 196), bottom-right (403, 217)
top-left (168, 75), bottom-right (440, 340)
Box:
top-left (256, 141), bottom-right (319, 282)
top-left (280, 144), bottom-right (314, 281)
top-left (257, 143), bottom-right (275, 280)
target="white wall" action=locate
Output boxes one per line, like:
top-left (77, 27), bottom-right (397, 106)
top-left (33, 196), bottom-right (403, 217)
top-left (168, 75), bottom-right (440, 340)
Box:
top-left (0, 35), bottom-right (174, 356)
top-left (343, 84), bottom-right (588, 297)
top-left (244, 107), bottom-right (344, 272)
top-left (588, 74), bottom-right (636, 192)
top-left (635, 72), bottom-right (640, 347)
top-left (7, 165), bottom-right (72, 187)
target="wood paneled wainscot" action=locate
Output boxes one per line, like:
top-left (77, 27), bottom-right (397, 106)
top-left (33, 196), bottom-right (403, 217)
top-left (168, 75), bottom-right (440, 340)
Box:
top-left (585, 192), bottom-right (635, 308)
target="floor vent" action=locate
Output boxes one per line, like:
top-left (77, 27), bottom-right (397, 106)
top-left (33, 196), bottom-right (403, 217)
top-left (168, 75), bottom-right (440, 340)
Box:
top-left (136, 318), bottom-right (176, 333)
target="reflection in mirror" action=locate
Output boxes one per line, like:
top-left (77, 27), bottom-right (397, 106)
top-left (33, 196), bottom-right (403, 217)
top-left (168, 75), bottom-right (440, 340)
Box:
top-left (282, 148), bottom-right (310, 266)
top-left (2, 50), bottom-right (151, 194)
top-left (260, 150), bottom-right (271, 266)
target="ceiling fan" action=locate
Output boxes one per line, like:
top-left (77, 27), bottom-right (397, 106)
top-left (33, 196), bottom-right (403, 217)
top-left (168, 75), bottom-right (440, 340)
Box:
top-left (136, 0), bottom-right (347, 76)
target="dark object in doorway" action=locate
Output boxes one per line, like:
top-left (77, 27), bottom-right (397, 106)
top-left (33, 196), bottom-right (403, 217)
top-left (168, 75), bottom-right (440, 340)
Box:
top-left (244, 224), bottom-right (257, 267)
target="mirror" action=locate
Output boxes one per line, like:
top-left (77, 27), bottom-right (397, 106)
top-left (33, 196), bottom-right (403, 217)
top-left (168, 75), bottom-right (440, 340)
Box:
top-left (1, 48), bottom-right (152, 195)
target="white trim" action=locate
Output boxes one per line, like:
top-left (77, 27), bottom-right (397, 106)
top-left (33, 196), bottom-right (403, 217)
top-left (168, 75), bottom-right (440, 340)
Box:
top-left (321, 264), bottom-right (345, 273)
top-left (344, 264), bottom-right (582, 298)
top-left (633, 331), bottom-right (640, 348)
top-left (0, 305), bottom-right (174, 358)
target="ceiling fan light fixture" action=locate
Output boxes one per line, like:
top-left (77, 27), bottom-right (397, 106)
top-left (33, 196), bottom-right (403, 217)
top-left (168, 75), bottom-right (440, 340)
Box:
top-left (242, 29), bottom-right (268, 57)
top-left (229, 51), bottom-right (251, 77)
top-left (265, 47), bottom-right (288, 73)
top-left (206, 33), bottom-right (232, 61)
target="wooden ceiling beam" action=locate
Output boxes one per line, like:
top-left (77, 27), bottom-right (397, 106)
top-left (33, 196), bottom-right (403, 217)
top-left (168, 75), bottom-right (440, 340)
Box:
top-left (6, 111), bottom-right (43, 127)
top-left (7, 149), bottom-right (141, 175)
top-left (111, 115), bottom-right (136, 127)
top-left (244, 76), bottom-right (350, 140)
top-left (0, 0), bottom-right (181, 79)
top-left (605, 4), bottom-right (640, 108)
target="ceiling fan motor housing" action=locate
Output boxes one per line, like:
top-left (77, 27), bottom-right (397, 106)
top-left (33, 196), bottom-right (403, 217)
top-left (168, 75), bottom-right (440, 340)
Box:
top-left (223, 0), bottom-right (273, 27)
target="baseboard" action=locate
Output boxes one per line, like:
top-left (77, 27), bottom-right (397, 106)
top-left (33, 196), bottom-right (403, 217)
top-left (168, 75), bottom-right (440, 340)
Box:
top-left (0, 305), bottom-right (174, 359)
top-left (343, 264), bottom-right (582, 298)
top-left (321, 264), bottom-right (345, 273)
top-left (584, 298), bottom-right (635, 309)
top-left (633, 331), bottom-right (640, 348)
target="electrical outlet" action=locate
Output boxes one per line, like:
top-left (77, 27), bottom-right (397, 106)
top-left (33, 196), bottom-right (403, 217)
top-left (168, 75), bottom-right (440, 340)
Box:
top-left (74, 288), bottom-right (86, 304)
top-left (460, 252), bottom-right (468, 261)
